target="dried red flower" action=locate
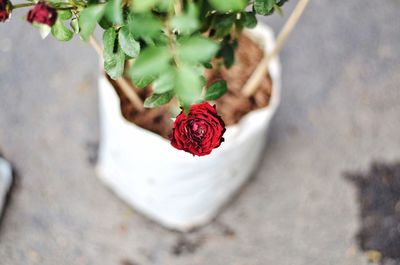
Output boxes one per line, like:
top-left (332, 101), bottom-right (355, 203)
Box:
top-left (170, 102), bottom-right (226, 156)
top-left (27, 2), bottom-right (57, 26)
top-left (0, 0), bottom-right (10, 22)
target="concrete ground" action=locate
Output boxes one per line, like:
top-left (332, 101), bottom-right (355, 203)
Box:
top-left (1, 0), bottom-right (399, 264)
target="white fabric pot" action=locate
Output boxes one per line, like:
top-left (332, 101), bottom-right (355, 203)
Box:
top-left (0, 157), bottom-right (12, 216)
top-left (96, 24), bottom-right (281, 231)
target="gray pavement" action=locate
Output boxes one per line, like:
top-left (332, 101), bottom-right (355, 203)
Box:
top-left (0, 0), bottom-right (399, 264)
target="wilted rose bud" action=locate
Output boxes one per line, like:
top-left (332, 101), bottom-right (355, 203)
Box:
top-left (27, 2), bottom-right (57, 27)
top-left (0, 0), bottom-right (10, 22)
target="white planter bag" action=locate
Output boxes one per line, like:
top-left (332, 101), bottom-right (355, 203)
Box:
top-left (96, 24), bottom-right (281, 231)
top-left (0, 157), bottom-right (12, 217)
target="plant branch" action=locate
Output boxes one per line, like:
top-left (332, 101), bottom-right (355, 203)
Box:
top-left (89, 36), bottom-right (144, 112)
top-left (11, 3), bottom-right (34, 9)
top-left (242, 0), bottom-right (310, 97)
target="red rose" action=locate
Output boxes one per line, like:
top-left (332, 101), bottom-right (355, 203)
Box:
top-left (27, 2), bottom-right (57, 26)
top-left (0, 0), bottom-right (10, 22)
top-left (170, 102), bottom-right (226, 156)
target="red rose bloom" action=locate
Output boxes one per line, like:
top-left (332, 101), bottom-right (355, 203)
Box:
top-left (27, 2), bottom-right (57, 26)
top-left (170, 102), bottom-right (226, 156)
top-left (0, 0), bottom-right (10, 22)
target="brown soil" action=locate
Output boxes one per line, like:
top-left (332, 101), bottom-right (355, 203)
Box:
top-left (110, 34), bottom-right (272, 138)
top-left (207, 34), bottom-right (273, 125)
top-left (108, 77), bottom-right (173, 138)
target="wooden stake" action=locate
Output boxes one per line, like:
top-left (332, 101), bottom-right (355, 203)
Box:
top-left (89, 36), bottom-right (144, 112)
top-left (242, 0), bottom-right (310, 97)
top-left (174, 0), bottom-right (182, 15)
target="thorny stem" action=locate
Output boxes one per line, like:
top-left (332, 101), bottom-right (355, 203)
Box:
top-left (242, 0), bottom-right (310, 97)
top-left (89, 36), bottom-right (144, 112)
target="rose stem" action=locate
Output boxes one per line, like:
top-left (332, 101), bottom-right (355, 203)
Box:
top-left (11, 3), bottom-right (35, 9)
top-left (241, 0), bottom-right (310, 97)
top-left (89, 36), bottom-right (144, 112)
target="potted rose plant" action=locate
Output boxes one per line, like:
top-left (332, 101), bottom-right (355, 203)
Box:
top-left (1, 0), bottom-right (308, 230)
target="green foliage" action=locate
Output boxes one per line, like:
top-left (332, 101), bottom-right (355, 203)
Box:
top-left (171, 3), bottom-right (199, 35)
top-left (205, 80), bottom-right (228, 101)
top-left (51, 11), bottom-right (73, 41)
top-left (19, 0), bottom-right (288, 110)
top-left (208, 0), bottom-right (248, 12)
top-left (127, 13), bottom-right (162, 40)
top-left (153, 69), bottom-right (175, 93)
top-left (118, 26), bottom-right (140, 58)
top-left (175, 64), bottom-right (203, 109)
top-left (254, 0), bottom-right (289, 16)
top-left (212, 14), bottom-right (236, 38)
top-left (217, 37), bottom-right (238, 68)
top-left (177, 36), bottom-right (219, 64)
top-left (78, 4), bottom-right (106, 41)
top-left (58, 10), bottom-right (73, 20)
top-left (144, 91), bottom-right (174, 108)
top-left (103, 28), bottom-right (125, 79)
top-left (70, 18), bottom-right (80, 33)
top-left (240, 12), bottom-right (257, 29)
top-left (51, 19), bottom-right (74, 41)
top-left (128, 46), bottom-right (171, 88)
top-left (131, 0), bottom-right (159, 12)
top-left (104, 0), bottom-right (123, 25)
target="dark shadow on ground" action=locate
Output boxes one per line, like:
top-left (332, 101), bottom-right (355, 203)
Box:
top-left (346, 162), bottom-right (400, 265)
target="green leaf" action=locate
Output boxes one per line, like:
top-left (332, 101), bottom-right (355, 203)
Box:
top-left (128, 46), bottom-right (171, 88)
top-left (208, 0), bottom-right (248, 12)
top-left (105, 0), bottom-right (123, 25)
top-left (103, 27), bottom-right (117, 56)
top-left (118, 26), bottom-right (140, 58)
top-left (273, 4), bottom-right (284, 16)
top-left (254, 0), bottom-right (275, 15)
top-left (241, 12), bottom-right (257, 28)
top-left (213, 14), bottom-right (236, 38)
top-left (203, 62), bottom-right (213, 69)
top-left (277, 0), bottom-right (288, 7)
top-left (70, 18), bottom-right (80, 33)
top-left (58, 10), bottom-right (72, 20)
top-left (200, 75), bottom-right (207, 88)
top-left (46, 0), bottom-right (66, 4)
top-left (131, 0), bottom-right (159, 12)
top-left (103, 28), bottom-right (126, 79)
top-left (171, 15), bottom-right (199, 35)
top-left (127, 13), bottom-right (162, 39)
top-left (153, 33), bottom-right (169, 46)
top-left (104, 55), bottom-right (125, 80)
top-left (177, 36), bottom-right (219, 64)
top-left (155, 0), bottom-right (173, 12)
top-left (144, 91), bottom-right (174, 108)
top-left (214, 14), bottom-right (237, 28)
top-left (205, 80), bottom-right (228, 100)
top-left (175, 65), bottom-right (202, 108)
top-left (51, 19), bottom-right (73, 41)
top-left (171, 3), bottom-right (199, 35)
top-left (131, 76), bottom-right (155, 89)
top-left (78, 4), bottom-right (106, 42)
top-left (68, 0), bottom-right (86, 6)
top-left (153, 69), bottom-right (176, 93)
top-left (217, 38), bottom-right (237, 68)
